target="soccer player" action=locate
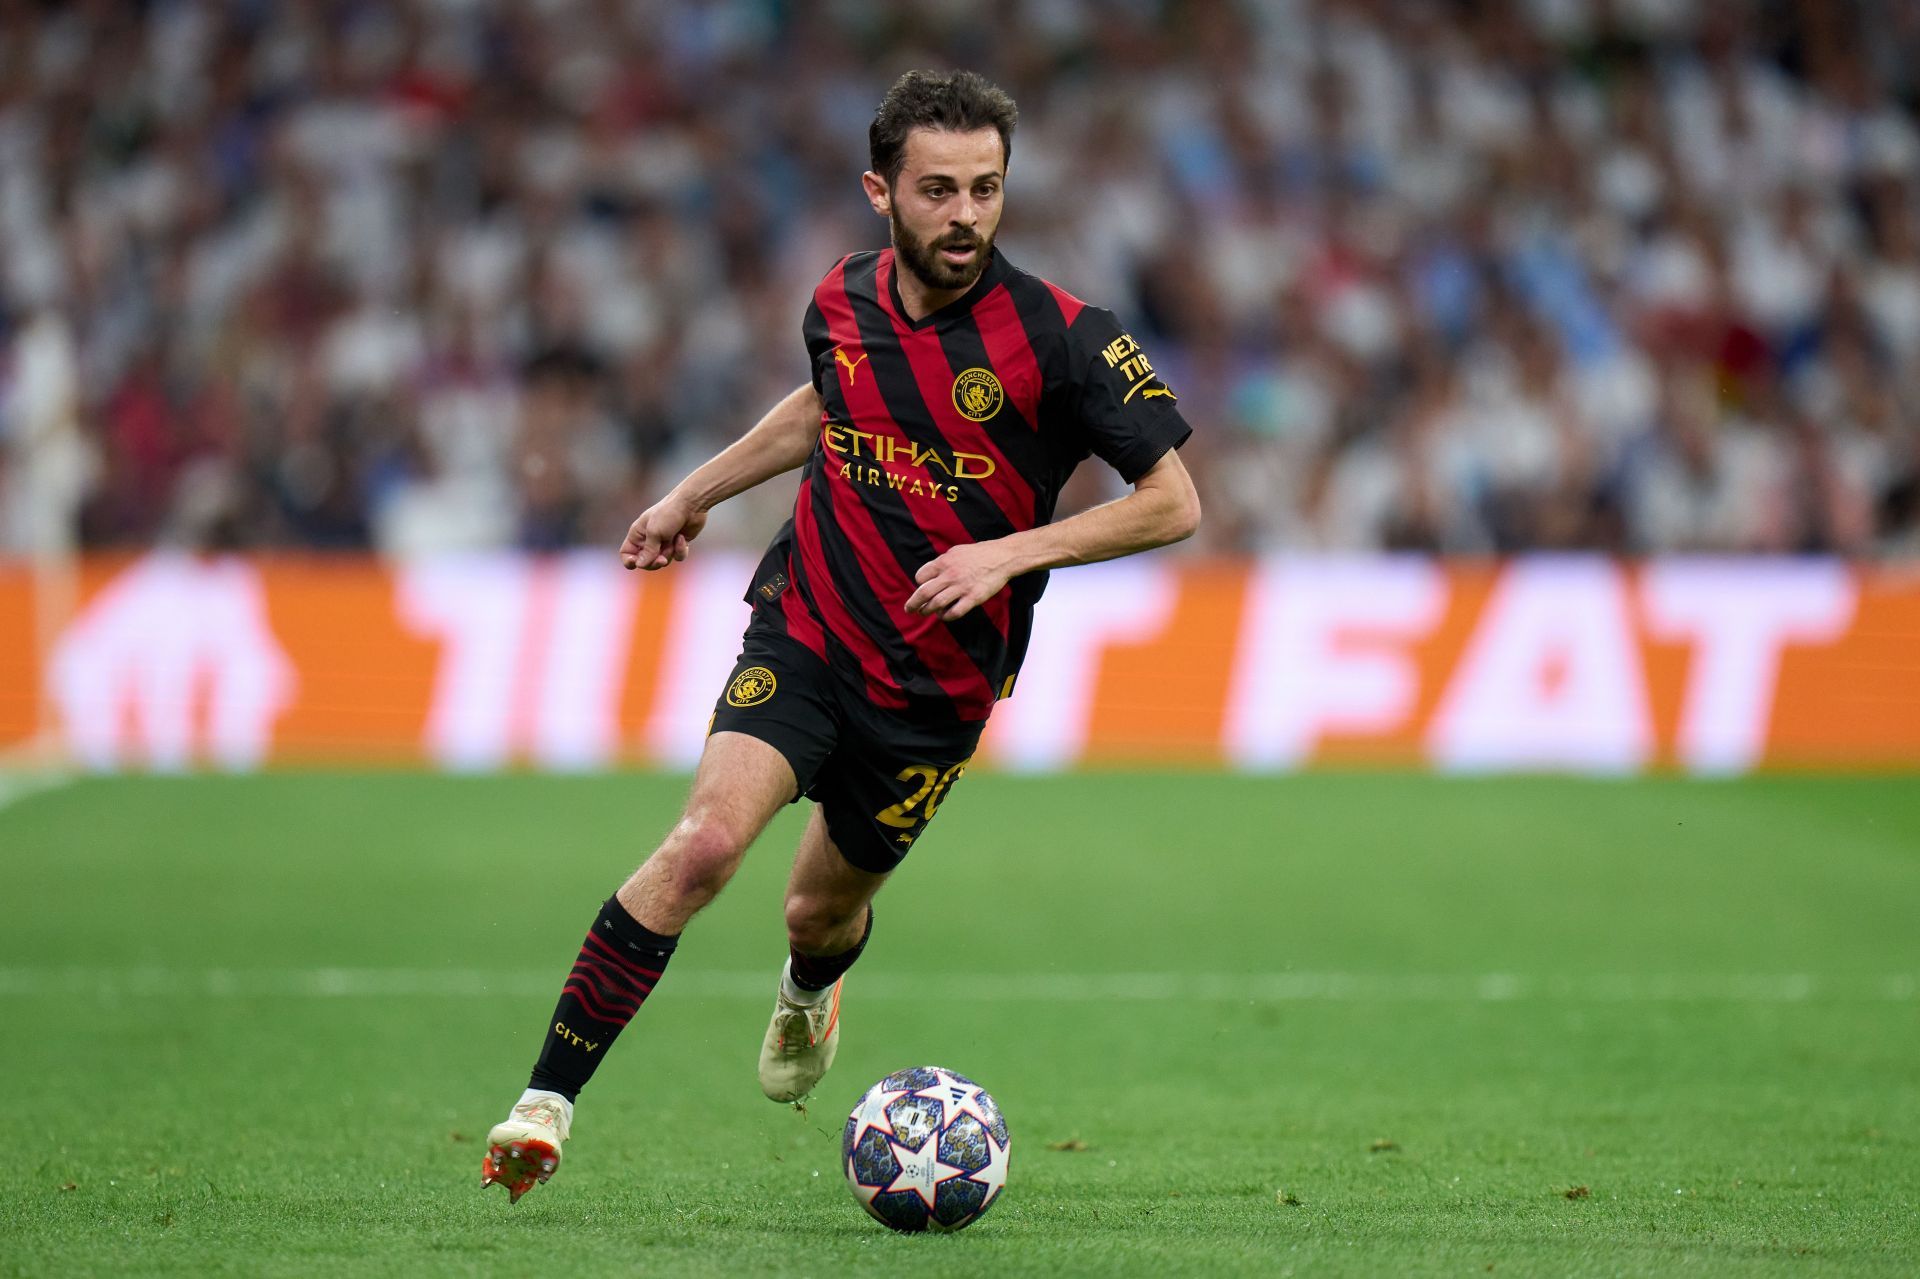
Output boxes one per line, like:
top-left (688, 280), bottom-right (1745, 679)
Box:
top-left (482, 68), bottom-right (1199, 1202)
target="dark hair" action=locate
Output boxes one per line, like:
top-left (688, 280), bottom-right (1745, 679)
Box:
top-left (869, 70), bottom-right (1019, 188)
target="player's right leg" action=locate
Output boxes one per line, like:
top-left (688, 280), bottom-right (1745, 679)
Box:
top-left (482, 730), bottom-right (797, 1203)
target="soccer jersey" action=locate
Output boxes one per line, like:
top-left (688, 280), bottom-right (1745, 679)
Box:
top-left (745, 247), bottom-right (1191, 722)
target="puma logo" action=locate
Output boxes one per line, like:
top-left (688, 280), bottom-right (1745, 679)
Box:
top-left (835, 348), bottom-right (869, 384)
top-left (1123, 376), bottom-right (1178, 404)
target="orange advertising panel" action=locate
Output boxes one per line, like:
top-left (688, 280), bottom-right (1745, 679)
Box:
top-left (1, 554), bottom-right (1916, 773)
top-left (0, 562), bottom-right (37, 747)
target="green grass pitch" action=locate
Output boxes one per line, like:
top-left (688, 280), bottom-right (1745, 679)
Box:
top-left (3, 771), bottom-right (1917, 1277)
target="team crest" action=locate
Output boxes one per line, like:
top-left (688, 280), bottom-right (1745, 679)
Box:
top-left (951, 368), bottom-right (1003, 422)
top-left (726, 666), bottom-right (777, 707)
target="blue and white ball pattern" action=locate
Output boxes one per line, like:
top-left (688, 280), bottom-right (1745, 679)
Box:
top-left (842, 1066), bottom-right (1011, 1232)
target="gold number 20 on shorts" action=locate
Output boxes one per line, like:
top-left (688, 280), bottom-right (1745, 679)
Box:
top-left (874, 759), bottom-right (971, 829)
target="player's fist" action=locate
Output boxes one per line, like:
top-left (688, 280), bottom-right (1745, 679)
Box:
top-left (620, 494), bottom-right (708, 570)
top-left (905, 542), bottom-right (1012, 621)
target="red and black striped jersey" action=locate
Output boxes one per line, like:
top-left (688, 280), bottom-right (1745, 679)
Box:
top-left (746, 247), bottom-right (1191, 722)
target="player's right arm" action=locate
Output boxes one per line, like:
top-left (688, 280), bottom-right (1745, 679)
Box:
top-left (619, 382), bottom-right (824, 570)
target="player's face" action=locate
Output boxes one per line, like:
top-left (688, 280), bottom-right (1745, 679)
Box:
top-left (868, 127), bottom-right (1005, 294)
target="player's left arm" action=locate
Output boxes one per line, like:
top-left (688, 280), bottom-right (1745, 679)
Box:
top-left (905, 449), bottom-right (1200, 620)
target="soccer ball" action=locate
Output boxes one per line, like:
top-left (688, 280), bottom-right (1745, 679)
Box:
top-left (842, 1066), bottom-right (1011, 1232)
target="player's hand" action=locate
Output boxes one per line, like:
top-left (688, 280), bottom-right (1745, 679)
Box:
top-left (906, 542), bottom-right (1011, 621)
top-left (619, 494), bottom-right (708, 570)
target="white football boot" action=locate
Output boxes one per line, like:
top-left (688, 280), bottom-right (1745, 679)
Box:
top-left (758, 962), bottom-right (842, 1102)
top-left (481, 1090), bottom-right (572, 1204)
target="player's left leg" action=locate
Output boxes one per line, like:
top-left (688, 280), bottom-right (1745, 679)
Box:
top-left (758, 808), bottom-right (888, 1102)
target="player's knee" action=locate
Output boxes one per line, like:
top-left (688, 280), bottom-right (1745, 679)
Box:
top-left (784, 893), bottom-right (861, 953)
top-left (664, 815), bottom-right (750, 903)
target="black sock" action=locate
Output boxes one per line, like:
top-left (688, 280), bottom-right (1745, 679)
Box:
top-left (527, 897), bottom-right (677, 1102)
top-left (789, 906), bottom-right (872, 991)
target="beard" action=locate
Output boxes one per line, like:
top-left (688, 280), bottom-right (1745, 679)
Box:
top-left (891, 208), bottom-right (994, 293)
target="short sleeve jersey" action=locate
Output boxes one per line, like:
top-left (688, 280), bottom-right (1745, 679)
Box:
top-left (746, 247), bottom-right (1191, 722)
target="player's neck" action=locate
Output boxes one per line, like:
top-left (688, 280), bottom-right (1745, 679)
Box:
top-left (893, 270), bottom-right (970, 322)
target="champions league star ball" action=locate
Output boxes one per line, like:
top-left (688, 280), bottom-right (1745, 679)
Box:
top-left (842, 1066), bottom-right (1011, 1232)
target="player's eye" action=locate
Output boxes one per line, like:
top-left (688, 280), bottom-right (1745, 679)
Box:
top-left (924, 185), bottom-right (948, 198)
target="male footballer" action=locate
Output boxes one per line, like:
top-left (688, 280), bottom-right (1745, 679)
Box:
top-left (483, 68), bottom-right (1199, 1202)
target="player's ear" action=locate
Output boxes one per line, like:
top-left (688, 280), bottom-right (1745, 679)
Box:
top-left (862, 170), bottom-right (891, 217)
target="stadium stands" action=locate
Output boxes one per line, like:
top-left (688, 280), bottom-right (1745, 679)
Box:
top-left (1, 0), bottom-right (1917, 557)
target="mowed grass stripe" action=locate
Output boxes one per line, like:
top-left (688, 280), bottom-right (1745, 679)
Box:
top-left (2, 966), bottom-right (1916, 1002)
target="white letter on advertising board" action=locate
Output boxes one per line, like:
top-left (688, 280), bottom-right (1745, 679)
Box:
top-left (528, 552), bottom-right (639, 771)
top-left (1640, 560), bottom-right (1855, 774)
top-left (1428, 558), bottom-right (1651, 773)
top-left (397, 556), bottom-right (532, 771)
top-left (1225, 557), bottom-right (1446, 768)
top-left (981, 562), bottom-right (1178, 770)
top-left (49, 553), bottom-right (295, 770)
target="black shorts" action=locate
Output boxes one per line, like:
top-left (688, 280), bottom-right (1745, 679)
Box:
top-left (709, 621), bottom-right (984, 874)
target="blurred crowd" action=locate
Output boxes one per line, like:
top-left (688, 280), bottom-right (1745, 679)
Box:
top-left (3, 0), bottom-right (1920, 558)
